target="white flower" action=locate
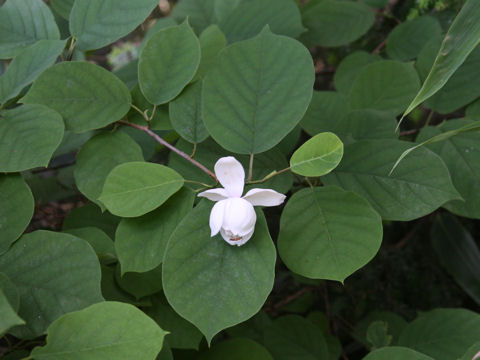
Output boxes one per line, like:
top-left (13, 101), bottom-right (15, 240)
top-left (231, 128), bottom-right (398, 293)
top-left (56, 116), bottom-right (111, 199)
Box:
top-left (198, 156), bottom-right (286, 246)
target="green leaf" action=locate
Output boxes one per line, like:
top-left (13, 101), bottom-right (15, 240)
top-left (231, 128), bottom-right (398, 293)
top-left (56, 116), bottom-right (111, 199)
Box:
top-left (363, 347), bottom-right (434, 360)
top-left (336, 110), bottom-right (397, 142)
top-left (128, 84), bottom-right (172, 130)
top-left (99, 162), bottom-right (184, 217)
top-left (114, 59), bottom-right (139, 90)
top-left (50, 0), bottom-right (74, 20)
top-left (398, 308), bottom-right (480, 360)
top-left (300, 91), bottom-right (350, 136)
top-left (74, 131), bottom-right (144, 208)
top-left (0, 273), bottom-right (20, 312)
top-left (139, 18), bottom-right (178, 54)
top-left (168, 138), bottom-right (293, 193)
top-left (202, 27), bottom-right (314, 154)
top-left (0, 175), bottom-right (34, 254)
top-left (218, 0), bottom-right (305, 43)
top-left (460, 342), bottom-right (480, 360)
top-left (290, 133), bottom-right (343, 177)
top-left (145, 294), bottom-right (203, 350)
top-left (323, 140), bottom-right (461, 221)
top-left (355, 311), bottom-right (408, 347)
top-left (0, 40), bottom-right (65, 103)
top-left (0, 0), bottom-right (60, 59)
top-left (171, 0), bottom-right (216, 34)
top-left (349, 60), bottom-right (420, 114)
top-left (114, 265), bottom-right (163, 299)
top-left (115, 188), bottom-right (195, 274)
top-left (278, 186), bottom-right (382, 282)
top-left (139, 22), bottom-right (201, 105)
top-left (62, 202), bottom-right (121, 239)
top-left (416, 119), bottom-right (480, 218)
top-left (100, 265), bottom-right (143, 305)
top-left (366, 321), bottom-right (392, 349)
top-left (301, 0), bottom-right (374, 47)
top-left (69, 0), bottom-right (158, 51)
top-left (163, 201), bottom-right (276, 343)
top-left (31, 301), bottom-right (166, 360)
top-left (23, 62), bottom-right (132, 133)
top-left (263, 315), bottom-right (329, 360)
top-left (64, 227), bottom-right (116, 263)
top-left (0, 104), bottom-right (64, 172)
top-left (199, 338), bottom-right (273, 360)
top-left (401, 0), bottom-right (480, 119)
top-left (334, 51), bottom-right (381, 95)
top-left (0, 289), bottom-right (24, 336)
top-left (194, 25), bottom-right (226, 81)
top-left (386, 16), bottom-right (442, 61)
top-left (0, 230), bottom-right (103, 338)
top-left (169, 81), bottom-right (208, 144)
top-left (431, 213), bottom-right (480, 306)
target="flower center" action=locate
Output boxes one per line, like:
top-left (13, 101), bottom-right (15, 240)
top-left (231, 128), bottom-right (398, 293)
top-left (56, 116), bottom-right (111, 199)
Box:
top-left (224, 229), bottom-right (242, 242)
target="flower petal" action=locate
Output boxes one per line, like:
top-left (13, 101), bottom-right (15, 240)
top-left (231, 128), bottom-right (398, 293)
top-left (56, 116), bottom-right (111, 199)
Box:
top-left (220, 227), bottom-right (255, 247)
top-left (243, 188), bottom-right (286, 207)
top-left (222, 198), bottom-right (256, 236)
top-left (209, 200), bottom-right (226, 237)
top-left (214, 156), bottom-right (245, 197)
top-left (198, 188), bottom-right (229, 201)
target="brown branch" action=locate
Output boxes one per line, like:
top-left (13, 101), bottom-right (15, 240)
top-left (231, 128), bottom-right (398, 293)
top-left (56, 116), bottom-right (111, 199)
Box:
top-left (118, 120), bottom-right (217, 182)
top-left (272, 287), bottom-right (315, 310)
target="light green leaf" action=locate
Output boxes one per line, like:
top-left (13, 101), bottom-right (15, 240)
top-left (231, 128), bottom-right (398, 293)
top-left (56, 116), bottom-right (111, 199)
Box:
top-left (202, 27), bottom-right (314, 154)
top-left (0, 175), bottom-right (34, 254)
top-left (139, 22), bottom-right (201, 105)
top-left (263, 315), bottom-right (328, 360)
top-left (194, 24), bottom-right (226, 80)
top-left (99, 162), bottom-right (184, 217)
top-left (0, 230), bottom-right (103, 338)
top-left (363, 347), bottom-right (434, 360)
top-left (278, 186), bottom-right (382, 282)
top-left (62, 202), bottom-right (121, 239)
top-left (0, 289), bottom-right (24, 336)
top-left (169, 81), bottom-right (208, 144)
top-left (334, 51), bottom-right (382, 95)
top-left (115, 188), bottom-right (195, 274)
top-left (218, 0), bottom-right (305, 43)
top-left (168, 138), bottom-right (293, 193)
top-left (398, 308), bottom-right (480, 360)
top-left (23, 62), bottom-right (131, 133)
top-left (323, 139), bottom-right (460, 221)
top-left (0, 0), bottom-right (60, 59)
top-left (74, 131), bottom-right (144, 208)
top-left (70, 0), bottom-right (158, 51)
top-left (171, 0), bottom-right (216, 34)
top-left (145, 294), bottom-right (203, 350)
top-left (64, 227), bottom-right (116, 262)
top-left (416, 119), bottom-right (480, 218)
top-left (431, 213), bottom-right (480, 306)
top-left (199, 338), bottom-right (273, 360)
top-left (402, 0), bottom-right (480, 119)
top-left (349, 60), bottom-right (420, 114)
top-left (163, 201), bottom-right (276, 343)
top-left (50, 0), bottom-right (74, 20)
top-left (31, 302), bottom-right (166, 360)
top-left (290, 133), bottom-right (343, 177)
top-left (0, 40), bottom-right (65, 103)
top-left (301, 0), bottom-right (374, 47)
top-left (114, 265), bottom-right (163, 300)
top-left (386, 16), bottom-right (442, 61)
top-left (0, 104), bottom-right (64, 172)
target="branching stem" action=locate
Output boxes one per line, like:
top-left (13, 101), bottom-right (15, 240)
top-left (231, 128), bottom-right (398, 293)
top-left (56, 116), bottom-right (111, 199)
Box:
top-left (248, 153), bottom-right (254, 182)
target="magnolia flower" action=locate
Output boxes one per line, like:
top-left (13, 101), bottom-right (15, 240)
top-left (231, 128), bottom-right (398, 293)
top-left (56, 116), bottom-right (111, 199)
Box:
top-left (198, 156), bottom-right (286, 246)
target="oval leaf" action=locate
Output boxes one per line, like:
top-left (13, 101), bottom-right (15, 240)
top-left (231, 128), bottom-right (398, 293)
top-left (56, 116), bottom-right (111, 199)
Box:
top-left (290, 132), bottom-right (343, 177)
top-left (0, 175), bottom-right (34, 255)
top-left (139, 22), bottom-right (201, 105)
top-left (0, 230), bottom-right (103, 338)
top-left (0, 289), bottom-right (25, 336)
top-left (31, 302), bottom-right (166, 360)
top-left (278, 186), bottom-right (382, 282)
top-left (0, 104), bottom-right (64, 172)
top-left (199, 338), bottom-right (273, 360)
top-left (202, 28), bottom-right (314, 154)
top-left (23, 62), bottom-right (131, 133)
top-left (364, 347), bottom-right (434, 360)
top-left (163, 201), bottom-right (276, 343)
top-left (99, 162), bottom-right (184, 217)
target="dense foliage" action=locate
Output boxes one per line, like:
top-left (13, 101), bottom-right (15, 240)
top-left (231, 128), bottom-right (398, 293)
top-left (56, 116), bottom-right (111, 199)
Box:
top-left (0, 0), bottom-right (479, 359)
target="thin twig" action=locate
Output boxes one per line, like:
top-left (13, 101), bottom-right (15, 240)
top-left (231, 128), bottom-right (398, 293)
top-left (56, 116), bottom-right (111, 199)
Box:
top-left (399, 128), bottom-right (420, 136)
top-left (118, 120), bottom-right (217, 181)
top-left (247, 167), bottom-right (291, 185)
top-left (66, 37), bottom-right (77, 61)
top-left (273, 287), bottom-right (315, 310)
top-left (248, 153), bottom-right (254, 182)
top-left (372, 39), bottom-right (387, 54)
top-left (190, 143), bottom-right (197, 158)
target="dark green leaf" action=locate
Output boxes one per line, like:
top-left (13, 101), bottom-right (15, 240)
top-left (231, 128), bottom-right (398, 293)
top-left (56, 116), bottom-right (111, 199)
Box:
top-left (334, 51), bottom-right (381, 95)
top-left (363, 347), bottom-right (434, 360)
top-left (0, 272), bottom-right (20, 312)
top-left (171, 0), bottom-right (216, 34)
top-left (194, 25), bottom-right (226, 80)
top-left (199, 338), bottom-right (273, 360)
top-left (0, 289), bottom-right (24, 336)
top-left (64, 227), bottom-right (116, 262)
top-left (50, 0), bottom-right (74, 20)
top-left (115, 265), bottom-right (162, 299)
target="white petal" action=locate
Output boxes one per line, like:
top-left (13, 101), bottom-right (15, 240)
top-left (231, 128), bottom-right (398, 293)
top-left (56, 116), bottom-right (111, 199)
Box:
top-left (243, 188), bottom-right (286, 207)
top-left (197, 188), bottom-right (229, 201)
top-left (209, 200), bottom-right (226, 237)
top-left (214, 156), bottom-right (245, 197)
top-left (220, 227), bottom-right (255, 246)
top-left (222, 198), bottom-right (256, 237)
